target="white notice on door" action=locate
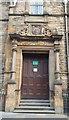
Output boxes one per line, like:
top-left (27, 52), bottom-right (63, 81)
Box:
top-left (33, 68), bottom-right (38, 72)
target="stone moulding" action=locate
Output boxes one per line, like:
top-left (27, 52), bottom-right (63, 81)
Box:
top-left (9, 33), bottom-right (63, 42)
top-left (17, 41), bottom-right (54, 46)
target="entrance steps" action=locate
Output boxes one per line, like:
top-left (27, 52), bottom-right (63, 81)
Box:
top-left (14, 99), bottom-right (55, 114)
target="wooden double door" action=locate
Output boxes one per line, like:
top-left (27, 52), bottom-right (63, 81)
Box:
top-left (21, 53), bottom-right (49, 99)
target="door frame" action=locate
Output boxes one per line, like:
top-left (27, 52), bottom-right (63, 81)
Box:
top-left (19, 47), bottom-right (55, 102)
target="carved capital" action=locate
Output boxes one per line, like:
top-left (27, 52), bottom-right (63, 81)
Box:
top-left (54, 47), bottom-right (60, 52)
top-left (12, 39), bottom-right (17, 51)
top-left (54, 40), bottom-right (60, 52)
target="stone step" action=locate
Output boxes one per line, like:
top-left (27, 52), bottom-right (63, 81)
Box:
top-left (14, 99), bottom-right (54, 114)
top-left (20, 99), bottom-right (50, 103)
top-left (14, 109), bottom-right (55, 114)
top-left (15, 106), bottom-right (54, 110)
top-left (19, 102), bottom-right (51, 106)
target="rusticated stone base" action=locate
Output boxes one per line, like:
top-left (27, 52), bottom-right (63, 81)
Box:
top-left (5, 81), bottom-right (16, 112)
top-left (54, 83), bottom-right (64, 114)
top-left (54, 97), bottom-right (64, 114)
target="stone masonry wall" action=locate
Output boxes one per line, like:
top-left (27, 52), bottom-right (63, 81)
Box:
top-left (0, 2), bottom-right (9, 111)
top-left (3, 0), bottom-right (68, 112)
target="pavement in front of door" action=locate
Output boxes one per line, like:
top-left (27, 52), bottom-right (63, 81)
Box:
top-left (0, 112), bottom-right (69, 120)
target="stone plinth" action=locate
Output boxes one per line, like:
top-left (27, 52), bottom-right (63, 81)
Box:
top-left (5, 81), bottom-right (16, 112)
top-left (54, 83), bottom-right (64, 114)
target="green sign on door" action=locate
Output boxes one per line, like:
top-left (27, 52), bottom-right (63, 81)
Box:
top-left (32, 61), bottom-right (38, 65)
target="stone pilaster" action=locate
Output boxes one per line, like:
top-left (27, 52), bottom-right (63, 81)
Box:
top-left (5, 39), bottom-right (17, 112)
top-left (54, 40), bottom-right (64, 114)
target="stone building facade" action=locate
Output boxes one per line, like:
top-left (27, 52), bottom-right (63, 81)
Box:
top-left (0, 0), bottom-right (69, 114)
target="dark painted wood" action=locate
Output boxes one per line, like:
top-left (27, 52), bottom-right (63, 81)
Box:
top-left (21, 53), bottom-right (49, 99)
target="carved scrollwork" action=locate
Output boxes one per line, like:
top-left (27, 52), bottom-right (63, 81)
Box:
top-left (42, 25), bottom-right (52, 36)
top-left (18, 24), bottom-right (52, 37)
top-left (19, 24), bottom-right (29, 36)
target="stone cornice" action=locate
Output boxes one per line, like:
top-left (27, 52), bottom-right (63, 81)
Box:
top-left (9, 33), bottom-right (62, 42)
top-left (9, 13), bottom-right (66, 17)
top-left (10, 33), bottom-right (52, 41)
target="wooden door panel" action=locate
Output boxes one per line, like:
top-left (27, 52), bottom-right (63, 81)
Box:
top-left (21, 53), bottom-right (49, 99)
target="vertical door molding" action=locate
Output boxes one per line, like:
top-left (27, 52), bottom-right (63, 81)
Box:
top-left (15, 49), bottom-right (23, 107)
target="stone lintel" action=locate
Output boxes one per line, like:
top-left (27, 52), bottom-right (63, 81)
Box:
top-left (54, 79), bottom-right (62, 85)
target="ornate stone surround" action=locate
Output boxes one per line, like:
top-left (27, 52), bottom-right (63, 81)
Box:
top-left (5, 27), bottom-right (64, 113)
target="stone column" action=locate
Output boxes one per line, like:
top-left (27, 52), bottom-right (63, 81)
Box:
top-left (5, 40), bottom-right (17, 112)
top-left (54, 41), bottom-right (64, 114)
top-left (11, 40), bottom-right (17, 81)
top-left (54, 48), bottom-right (60, 81)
